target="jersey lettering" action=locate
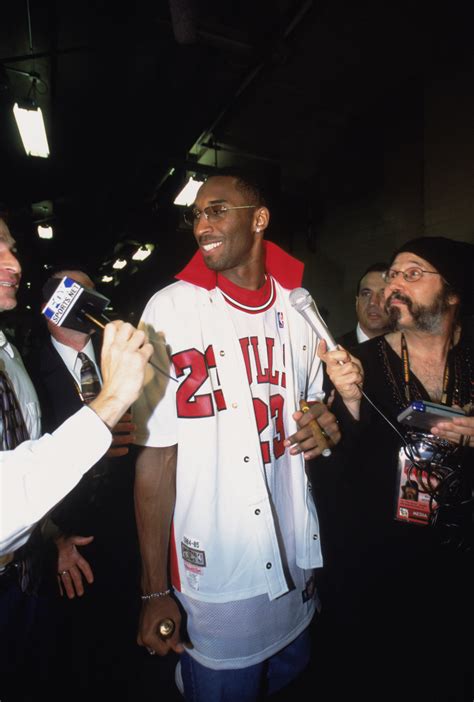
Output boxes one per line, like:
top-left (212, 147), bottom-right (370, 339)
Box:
top-left (173, 348), bottom-right (214, 418)
top-left (172, 338), bottom-right (286, 462)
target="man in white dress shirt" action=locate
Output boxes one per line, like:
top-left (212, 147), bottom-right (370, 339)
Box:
top-left (0, 218), bottom-right (152, 701)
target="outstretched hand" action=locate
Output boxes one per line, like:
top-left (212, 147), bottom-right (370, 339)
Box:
top-left (56, 534), bottom-right (94, 598)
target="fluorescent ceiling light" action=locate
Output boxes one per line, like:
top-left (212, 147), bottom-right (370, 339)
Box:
top-left (13, 102), bottom-right (50, 158)
top-left (101, 275), bottom-right (114, 283)
top-left (132, 244), bottom-right (154, 261)
top-left (112, 258), bottom-right (127, 270)
top-left (37, 224), bottom-right (53, 239)
top-left (173, 176), bottom-right (203, 206)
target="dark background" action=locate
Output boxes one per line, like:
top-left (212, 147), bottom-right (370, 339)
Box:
top-left (1, 0), bottom-right (473, 344)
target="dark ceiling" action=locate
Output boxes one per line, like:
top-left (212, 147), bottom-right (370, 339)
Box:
top-left (1, 0), bottom-right (472, 320)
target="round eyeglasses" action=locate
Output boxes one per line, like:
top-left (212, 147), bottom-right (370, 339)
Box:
top-left (382, 267), bottom-right (442, 283)
top-left (183, 204), bottom-right (256, 227)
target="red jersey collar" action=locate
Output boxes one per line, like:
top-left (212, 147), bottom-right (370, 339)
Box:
top-left (175, 240), bottom-right (304, 291)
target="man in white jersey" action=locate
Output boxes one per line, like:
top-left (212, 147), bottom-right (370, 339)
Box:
top-left (133, 169), bottom-right (341, 701)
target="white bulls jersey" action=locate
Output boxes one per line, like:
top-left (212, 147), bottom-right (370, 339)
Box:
top-left (133, 242), bottom-right (324, 668)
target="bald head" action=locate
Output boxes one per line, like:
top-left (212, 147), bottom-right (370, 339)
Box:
top-left (45, 270), bottom-right (96, 349)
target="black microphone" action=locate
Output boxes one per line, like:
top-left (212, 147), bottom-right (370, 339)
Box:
top-left (42, 276), bottom-right (177, 382)
top-left (289, 287), bottom-right (338, 351)
top-left (42, 276), bottom-right (111, 333)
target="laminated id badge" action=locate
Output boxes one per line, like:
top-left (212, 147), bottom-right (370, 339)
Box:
top-left (394, 447), bottom-right (437, 526)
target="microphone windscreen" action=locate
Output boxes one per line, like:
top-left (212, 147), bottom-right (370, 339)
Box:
top-left (42, 276), bottom-right (111, 333)
top-left (289, 287), bottom-right (312, 312)
top-left (289, 286), bottom-right (337, 351)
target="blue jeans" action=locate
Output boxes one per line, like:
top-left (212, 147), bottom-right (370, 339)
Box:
top-left (180, 628), bottom-right (311, 702)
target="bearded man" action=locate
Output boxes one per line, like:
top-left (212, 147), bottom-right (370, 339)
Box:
top-left (319, 236), bottom-right (473, 702)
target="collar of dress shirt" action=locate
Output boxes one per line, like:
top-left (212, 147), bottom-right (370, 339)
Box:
top-left (0, 330), bottom-right (14, 358)
top-left (50, 335), bottom-right (101, 385)
top-left (356, 323), bottom-right (370, 343)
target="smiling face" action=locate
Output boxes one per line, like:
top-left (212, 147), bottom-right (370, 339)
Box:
top-left (191, 176), bottom-right (269, 286)
top-left (355, 270), bottom-right (390, 337)
top-left (0, 220), bottom-right (21, 312)
top-left (384, 252), bottom-right (458, 332)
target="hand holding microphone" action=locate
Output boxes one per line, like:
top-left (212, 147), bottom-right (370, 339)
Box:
top-left (89, 321), bottom-right (153, 430)
top-left (317, 339), bottom-right (364, 404)
top-left (290, 287), bottom-right (364, 420)
top-left (42, 275), bottom-right (176, 384)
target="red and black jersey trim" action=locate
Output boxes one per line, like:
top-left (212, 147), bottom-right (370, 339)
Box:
top-left (217, 274), bottom-right (276, 314)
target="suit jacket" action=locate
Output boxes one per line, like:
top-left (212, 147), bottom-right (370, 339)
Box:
top-left (25, 332), bottom-right (112, 534)
top-left (336, 327), bottom-right (359, 350)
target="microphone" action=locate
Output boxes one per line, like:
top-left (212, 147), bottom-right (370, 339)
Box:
top-left (289, 287), bottom-right (337, 351)
top-left (42, 276), bottom-right (111, 333)
top-left (42, 276), bottom-right (177, 382)
top-left (289, 287), bottom-right (338, 457)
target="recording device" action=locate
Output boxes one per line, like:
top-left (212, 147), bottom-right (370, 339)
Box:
top-left (289, 288), bottom-right (338, 351)
top-left (397, 400), bottom-right (467, 540)
top-left (42, 276), bottom-right (111, 333)
top-left (398, 400), bottom-right (466, 433)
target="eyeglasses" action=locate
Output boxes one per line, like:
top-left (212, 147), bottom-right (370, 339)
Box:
top-left (382, 267), bottom-right (442, 283)
top-left (183, 204), bottom-right (256, 227)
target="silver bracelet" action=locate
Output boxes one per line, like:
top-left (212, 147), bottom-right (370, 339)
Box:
top-left (141, 588), bottom-right (171, 601)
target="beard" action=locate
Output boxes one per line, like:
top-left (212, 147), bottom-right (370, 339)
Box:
top-left (385, 287), bottom-right (452, 333)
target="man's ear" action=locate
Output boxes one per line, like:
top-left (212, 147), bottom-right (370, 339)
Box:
top-left (447, 292), bottom-right (460, 307)
top-left (254, 207), bottom-right (270, 234)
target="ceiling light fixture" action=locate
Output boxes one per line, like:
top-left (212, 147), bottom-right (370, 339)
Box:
top-left (13, 96), bottom-right (50, 158)
top-left (37, 224), bottom-right (53, 239)
top-left (173, 175), bottom-right (204, 206)
top-left (112, 258), bottom-right (127, 270)
top-left (132, 244), bottom-right (155, 261)
top-left (7, 1), bottom-right (50, 157)
top-left (101, 275), bottom-right (114, 283)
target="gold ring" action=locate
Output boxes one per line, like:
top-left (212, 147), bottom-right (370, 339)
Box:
top-left (58, 570), bottom-right (68, 576)
top-left (158, 618), bottom-right (175, 639)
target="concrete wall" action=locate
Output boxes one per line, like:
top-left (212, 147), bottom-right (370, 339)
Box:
top-left (291, 66), bottom-right (474, 338)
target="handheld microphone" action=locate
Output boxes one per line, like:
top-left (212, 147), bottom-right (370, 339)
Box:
top-left (42, 276), bottom-right (111, 333)
top-left (42, 276), bottom-right (177, 382)
top-left (289, 287), bottom-right (338, 457)
top-left (289, 287), bottom-right (337, 351)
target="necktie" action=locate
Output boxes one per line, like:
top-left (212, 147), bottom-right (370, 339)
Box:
top-left (0, 369), bottom-right (36, 593)
top-left (0, 369), bottom-right (30, 450)
top-left (78, 352), bottom-right (101, 404)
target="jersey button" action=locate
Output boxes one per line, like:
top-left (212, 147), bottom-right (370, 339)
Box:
top-left (219, 350), bottom-right (225, 356)
top-left (243, 456), bottom-right (250, 463)
top-left (232, 402), bottom-right (238, 408)
top-left (313, 534), bottom-right (318, 540)
top-left (254, 509), bottom-right (261, 515)
top-left (266, 562), bottom-right (272, 569)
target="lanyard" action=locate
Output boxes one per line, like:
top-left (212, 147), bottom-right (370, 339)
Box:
top-left (400, 333), bottom-right (450, 405)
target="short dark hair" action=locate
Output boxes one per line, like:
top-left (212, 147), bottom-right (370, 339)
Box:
top-left (356, 262), bottom-right (389, 296)
top-left (208, 167), bottom-right (268, 208)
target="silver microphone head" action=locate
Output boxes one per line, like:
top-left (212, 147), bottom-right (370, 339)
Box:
top-left (289, 287), bottom-right (312, 312)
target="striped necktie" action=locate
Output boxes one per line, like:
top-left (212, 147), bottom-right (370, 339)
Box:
top-left (0, 369), bottom-right (30, 450)
top-left (0, 369), bottom-right (34, 591)
top-left (78, 352), bottom-right (101, 404)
